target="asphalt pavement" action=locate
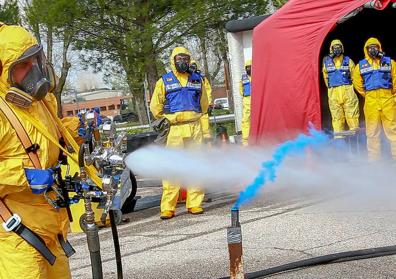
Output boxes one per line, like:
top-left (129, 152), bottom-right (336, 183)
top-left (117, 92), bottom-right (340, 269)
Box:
top-left (69, 185), bottom-right (396, 279)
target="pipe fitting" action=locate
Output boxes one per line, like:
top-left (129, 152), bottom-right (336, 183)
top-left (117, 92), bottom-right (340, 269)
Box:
top-left (228, 208), bottom-right (245, 279)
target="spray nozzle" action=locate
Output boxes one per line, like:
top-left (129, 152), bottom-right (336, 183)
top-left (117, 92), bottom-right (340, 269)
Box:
top-left (231, 208), bottom-right (240, 227)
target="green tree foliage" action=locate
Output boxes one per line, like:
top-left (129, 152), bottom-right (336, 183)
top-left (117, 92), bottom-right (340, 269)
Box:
top-left (0, 0), bottom-right (20, 25)
top-left (185, 0), bottom-right (275, 111)
top-left (75, 0), bottom-right (199, 123)
top-left (21, 0), bottom-right (289, 121)
top-left (74, 0), bottom-right (283, 124)
top-left (25, 0), bottom-right (84, 116)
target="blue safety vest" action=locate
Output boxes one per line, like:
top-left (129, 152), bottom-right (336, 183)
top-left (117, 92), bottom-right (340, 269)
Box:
top-left (162, 71), bottom-right (202, 114)
top-left (324, 56), bottom-right (352, 88)
top-left (359, 57), bottom-right (392, 91)
top-left (242, 74), bottom-right (251, 97)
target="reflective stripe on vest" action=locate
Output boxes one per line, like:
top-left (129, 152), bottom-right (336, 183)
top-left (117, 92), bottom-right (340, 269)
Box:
top-left (242, 73), bottom-right (251, 97)
top-left (359, 57), bottom-right (392, 91)
top-left (162, 71), bottom-right (202, 114)
top-left (324, 56), bottom-right (352, 88)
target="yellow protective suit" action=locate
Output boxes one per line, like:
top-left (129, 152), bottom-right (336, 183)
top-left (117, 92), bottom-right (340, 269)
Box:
top-left (190, 61), bottom-right (213, 140)
top-left (0, 24), bottom-right (77, 279)
top-left (322, 39), bottom-right (359, 136)
top-left (240, 59), bottom-right (252, 146)
top-left (352, 38), bottom-right (396, 160)
top-left (150, 47), bottom-right (208, 214)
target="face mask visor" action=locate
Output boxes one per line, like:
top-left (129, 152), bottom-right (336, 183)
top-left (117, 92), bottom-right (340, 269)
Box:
top-left (332, 44), bottom-right (343, 57)
top-left (174, 53), bottom-right (191, 73)
top-left (8, 45), bottom-right (50, 100)
top-left (367, 44), bottom-right (380, 59)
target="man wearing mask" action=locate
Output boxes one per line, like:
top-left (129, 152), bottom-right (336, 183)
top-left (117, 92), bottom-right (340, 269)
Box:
top-left (322, 40), bottom-right (359, 138)
top-left (240, 59), bottom-right (252, 146)
top-left (150, 47), bottom-right (209, 219)
top-left (352, 37), bottom-right (396, 160)
top-left (190, 60), bottom-right (213, 141)
top-left (0, 23), bottom-right (98, 278)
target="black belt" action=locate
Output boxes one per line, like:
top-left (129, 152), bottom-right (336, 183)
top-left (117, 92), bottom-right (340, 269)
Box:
top-left (13, 225), bottom-right (76, 265)
top-left (1, 202), bottom-right (75, 265)
top-left (58, 234), bottom-right (76, 258)
top-left (14, 223), bottom-right (57, 265)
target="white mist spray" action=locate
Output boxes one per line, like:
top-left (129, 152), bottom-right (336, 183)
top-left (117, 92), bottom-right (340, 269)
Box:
top-left (125, 137), bottom-right (396, 209)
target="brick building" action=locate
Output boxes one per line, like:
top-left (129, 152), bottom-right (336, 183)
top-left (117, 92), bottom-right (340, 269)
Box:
top-left (61, 89), bottom-right (125, 117)
top-left (61, 86), bottom-right (227, 118)
top-left (211, 85), bottom-right (227, 100)
top-left (62, 96), bottom-right (124, 117)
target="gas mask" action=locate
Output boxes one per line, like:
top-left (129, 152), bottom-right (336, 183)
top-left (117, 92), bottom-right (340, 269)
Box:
top-left (6, 45), bottom-right (50, 108)
top-left (189, 63), bottom-right (198, 73)
top-left (175, 61), bottom-right (189, 73)
top-left (367, 44), bottom-right (383, 59)
top-left (174, 53), bottom-right (190, 73)
top-left (331, 44), bottom-right (343, 58)
top-left (246, 66), bottom-right (252, 76)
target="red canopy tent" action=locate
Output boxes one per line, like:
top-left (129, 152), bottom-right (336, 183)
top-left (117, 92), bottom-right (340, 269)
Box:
top-left (251, 0), bottom-right (396, 144)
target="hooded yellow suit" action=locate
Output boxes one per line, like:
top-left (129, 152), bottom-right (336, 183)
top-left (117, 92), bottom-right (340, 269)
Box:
top-left (150, 47), bottom-right (208, 214)
top-left (0, 24), bottom-right (78, 278)
top-left (240, 59), bottom-right (252, 146)
top-left (322, 39), bottom-right (359, 136)
top-left (352, 38), bottom-right (396, 160)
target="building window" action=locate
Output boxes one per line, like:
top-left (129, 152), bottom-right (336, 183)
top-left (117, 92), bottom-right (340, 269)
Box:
top-left (67, 111), bottom-right (74, 116)
top-left (100, 106), bottom-right (107, 111)
top-left (75, 110), bottom-right (79, 114)
top-left (108, 104), bottom-right (115, 110)
top-left (117, 104), bottom-right (121, 109)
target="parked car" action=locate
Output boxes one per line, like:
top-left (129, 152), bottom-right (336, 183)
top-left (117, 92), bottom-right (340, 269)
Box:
top-left (213, 98), bottom-right (229, 110)
top-left (113, 114), bottom-right (124, 123)
top-left (100, 115), bottom-right (112, 123)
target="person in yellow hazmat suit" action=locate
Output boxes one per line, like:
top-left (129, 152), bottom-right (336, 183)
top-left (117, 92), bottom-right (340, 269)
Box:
top-left (352, 37), bottom-right (396, 160)
top-left (0, 23), bottom-right (86, 279)
top-left (150, 46), bottom-right (209, 219)
top-left (322, 39), bottom-right (359, 138)
top-left (190, 60), bottom-right (213, 141)
top-left (240, 59), bottom-right (252, 146)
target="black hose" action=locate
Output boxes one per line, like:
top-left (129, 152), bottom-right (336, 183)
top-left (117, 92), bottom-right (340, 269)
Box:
top-left (86, 224), bottom-right (103, 279)
top-left (89, 250), bottom-right (103, 279)
top-left (78, 144), bottom-right (85, 168)
top-left (219, 245), bottom-right (396, 279)
top-left (110, 210), bottom-right (123, 279)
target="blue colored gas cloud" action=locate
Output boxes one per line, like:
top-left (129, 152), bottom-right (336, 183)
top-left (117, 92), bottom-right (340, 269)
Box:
top-left (233, 128), bottom-right (330, 209)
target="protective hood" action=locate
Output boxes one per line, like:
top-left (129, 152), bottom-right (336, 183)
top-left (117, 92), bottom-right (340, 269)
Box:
top-left (330, 39), bottom-right (343, 53)
top-left (364, 37), bottom-right (383, 60)
top-left (0, 24), bottom-right (38, 95)
top-left (245, 59), bottom-right (252, 67)
top-left (170, 46), bottom-right (191, 74)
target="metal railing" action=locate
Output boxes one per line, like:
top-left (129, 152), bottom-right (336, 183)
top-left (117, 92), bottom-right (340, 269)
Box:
top-left (115, 114), bottom-right (235, 131)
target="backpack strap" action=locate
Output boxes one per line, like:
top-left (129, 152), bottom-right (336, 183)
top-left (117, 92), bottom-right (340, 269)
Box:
top-left (0, 97), bottom-right (42, 169)
top-left (0, 99), bottom-right (58, 263)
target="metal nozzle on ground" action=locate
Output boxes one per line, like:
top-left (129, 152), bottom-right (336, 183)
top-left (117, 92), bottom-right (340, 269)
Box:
top-left (231, 208), bottom-right (240, 228)
top-left (227, 208), bottom-right (245, 279)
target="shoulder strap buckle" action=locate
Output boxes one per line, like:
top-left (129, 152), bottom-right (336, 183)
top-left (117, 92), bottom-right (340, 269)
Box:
top-left (2, 213), bottom-right (22, 232)
top-left (25, 143), bottom-right (40, 154)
